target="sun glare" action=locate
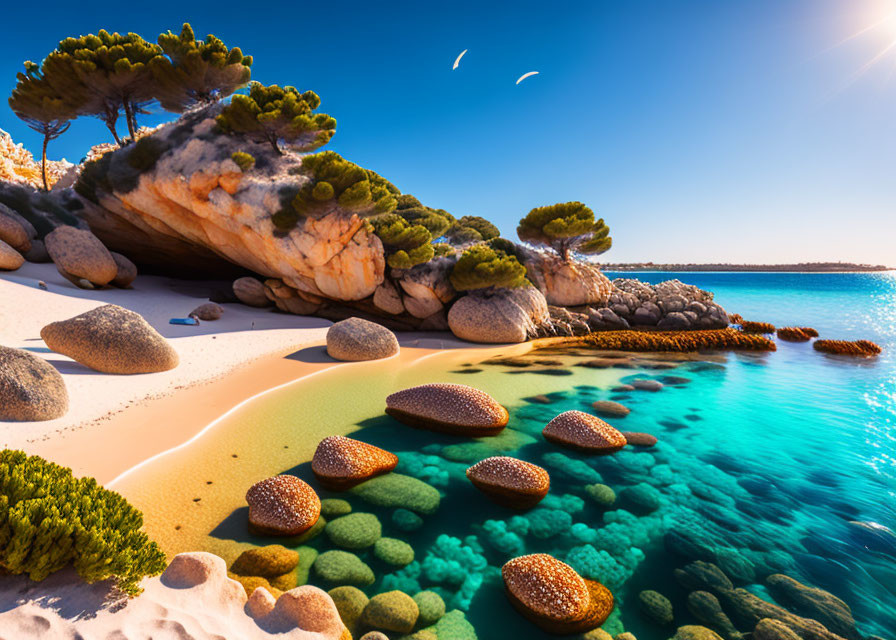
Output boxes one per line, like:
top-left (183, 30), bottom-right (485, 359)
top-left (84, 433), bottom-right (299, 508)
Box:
top-left (842, 0), bottom-right (896, 78)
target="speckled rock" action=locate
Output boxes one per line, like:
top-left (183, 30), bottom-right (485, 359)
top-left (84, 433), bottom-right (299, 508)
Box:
top-left (0, 345), bottom-right (68, 421)
top-left (44, 225), bottom-right (117, 287)
top-left (190, 302), bottom-right (223, 321)
top-left (638, 590), bottom-right (674, 625)
top-left (672, 626), bottom-right (725, 640)
top-left (40, 304), bottom-right (178, 374)
top-left (753, 619), bottom-right (802, 640)
top-left (542, 410), bottom-right (627, 454)
top-left (525, 252), bottom-right (614, 307)
top-left (386, 383), bottom-right (509, 436)
top-left (246, 587), bottom-right (277, 618)
top-left (233, 276), bottom-right (270, 307)
top-left (0, 238), bottom-right (24, 270)
top-left (466, 456), bottom-right (550, 509)
top-left (312, 435), bottom-right (398, 490)
top-left (0, 213), bottom-right (30, 252)
top-left (109, 251), bottom-right (137, 287)
top-left (765, 574), bottom-right (860, 640)
top-left (246, 475), bottom-right (321, 536)
top-left (326, 317), bottom-right (399, 361)
top-left (591, 400), bottom-right (631, 417)
top-left (447, 286), bottom-right (549, 344)
top-left (502, 553), bottom-right (614, 634)
top-left (329, 585), bottom-right (368, 636)
top-left (262, 585), bottom-right (345, 638)
top-left (622, 431), bottom-right (658, 447)
top-left (687, 591), bottom-right (743, 640)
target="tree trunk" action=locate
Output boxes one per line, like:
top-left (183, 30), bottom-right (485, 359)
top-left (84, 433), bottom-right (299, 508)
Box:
top-left (123, 101), bottom-right (137, 141)
top-left (106, 120), bottom-right (123, 147)
top-left (558, 243), bottom-right (570, 263)
top-left (40, 133), bottom-right (49, 192)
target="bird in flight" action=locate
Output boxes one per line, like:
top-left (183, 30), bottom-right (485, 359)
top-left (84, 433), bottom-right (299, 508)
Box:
top-left (453, 49), bottom-right (468, 70)
top-left (515, 71), bottom-right (539, 85)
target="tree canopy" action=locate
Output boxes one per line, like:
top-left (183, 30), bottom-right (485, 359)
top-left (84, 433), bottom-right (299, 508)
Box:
top-left (216, 81), bottom-right (335, 154)
top-left (517, 201), bottom-right (611, 262)
top-left (450, 244), bottom-right (529, 291)
top-left (370, 213), bottom-right (435, 269)
top-left (152, 23), bottom-right (252, 112)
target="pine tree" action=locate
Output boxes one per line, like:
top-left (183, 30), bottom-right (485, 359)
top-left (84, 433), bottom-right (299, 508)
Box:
top-left (517, 201), bottom-right (611, 262)
top-left (450, 244), bottom-right (529, 291)
top-left (8, 62), bottom-right (79, 191)
top-left (393, 194), bottom-right (455, 238)
top-left (151, 23), bottom-right (252, 113)
top-left (216, 82), bottom-right (336, 154)
top-left (370, 213), bottom-right (434, 269)
top-left (446, 215), bottom-right (500, 243)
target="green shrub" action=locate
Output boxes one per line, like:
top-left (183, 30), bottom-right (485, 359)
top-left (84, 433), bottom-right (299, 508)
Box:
top-left (370, 213), bottom-right (434, 269)
top-left (432, 243), bottom-right (455, 258)
top-left (231, 151), bottom-right (255, 172)
top-left (393, 194), bottom-right (454, 237)
top-left (447, 215), bottom-right (499, 242)
top-left (0, 449), bottom-right (166, 595)
top-left (517, 201), bottom-right (611, 262)
top-left (325, 512), bottom-right (382, 549)
top-left (349, 474), bottom-right (440, 515)
top-left (449, 244), bottom-right (529, 291)
top-left (374, 537), bottom-right (415, 566)
top-left (127, 136), bottom-right (167, 172)
top-left (294, 151), bottom-right (397, 217)
top-left (313, 550), bottom-right (375, 586)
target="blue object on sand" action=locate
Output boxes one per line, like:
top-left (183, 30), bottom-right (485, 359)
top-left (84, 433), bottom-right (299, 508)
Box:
top-left (169, 317), bottom-right (199, 326)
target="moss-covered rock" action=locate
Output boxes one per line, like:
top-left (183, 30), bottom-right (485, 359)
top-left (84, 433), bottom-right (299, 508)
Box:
top-left (350, 473), bottom-right (440, 514)
top-left (413, 590), bottom-right (446, 627)
top-left (374, 537), bottom-right (416, 567)
top-left (227, 572), bottom-right (283, 599)
top-left (326, 512), bottom-right (382, 549)
top-left (314, 550), bottom-right (375, 586)
top-left (230, 544), bottom-right (300, 577)
top-left (294, 545), bottom-right (318, 586)
top-left (269, 569), bottom-right (299, 591)
top-left (362, 590), bottom-right (419, 634)
top-left (429, 609), bottom-right (477, 640)
top-left (393, 508), bottom-right (424, 531)
top-left (321, 498), bottom-right (353, 518)
top-left (329, 585), bottom-right (369, 636)
top-left (585, 483), bottom-right (617, 507)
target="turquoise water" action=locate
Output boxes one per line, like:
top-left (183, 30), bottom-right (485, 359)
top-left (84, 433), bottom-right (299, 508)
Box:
top-left (194, 272), bottom-right (896, 639)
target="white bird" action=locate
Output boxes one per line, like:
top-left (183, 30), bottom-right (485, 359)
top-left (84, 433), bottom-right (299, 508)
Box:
top-left (515, 71), bottom-right (539, 85)
top-left (453, 49), bottom-right (468, 70)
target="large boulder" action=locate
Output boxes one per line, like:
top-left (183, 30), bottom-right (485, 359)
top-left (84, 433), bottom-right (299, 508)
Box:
top-left (233, 276), bottom-right (271, 307)
top-left (525, 252), bottom-right (613, 306)
top-left (448, 286), bottom-right (548, 343)
top-left (44, 225), bottom-right (117, 287)
top-left (40, 304), bottom-right (179, 374)
top-left (0, 239), bottom-right (24, 271)
top-left (0, 211), bottom-right (31, 253)
top-left (0, 345), bottom-right (68, 421)
top-left (326, 317), bottom-right (399, 361)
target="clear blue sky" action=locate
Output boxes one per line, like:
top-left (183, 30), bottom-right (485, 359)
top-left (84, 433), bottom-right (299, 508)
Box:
top-left (2, 0), bottom-right (895, 265)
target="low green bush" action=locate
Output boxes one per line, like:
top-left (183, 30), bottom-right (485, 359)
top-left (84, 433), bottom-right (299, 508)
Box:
top-left (0, 449), bottom-right (166, 595)
top-left (231, 151), bottom-right (256, 172)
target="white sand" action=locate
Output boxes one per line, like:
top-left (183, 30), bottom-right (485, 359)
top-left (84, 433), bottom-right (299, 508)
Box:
top-left (0, 261), bottom-right (332, 450)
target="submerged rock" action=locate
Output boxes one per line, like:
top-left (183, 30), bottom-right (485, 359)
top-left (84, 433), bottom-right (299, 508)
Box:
top-left (311, 435), bottom-right (398, 490)
top-left (638, 590), bottom-right (674, 625)
top-left (466, 456), bottom-right (551, 509)
top-left (591, 400), bottom-right (631, 417)
top-left (765, 574), bottom-right (860, 640)
top-left (0, 345), bottom-right (68, 421)
top-left (542, 410), bottom-right (627, 454)
top-left (326, 317), bottom-right (399, 361)
top-left (386, 383), bottom-right (509, 436)
top-left (40, 304), bottom-right (178, 374)
top-left (246, 475), bottom-right (321, 536)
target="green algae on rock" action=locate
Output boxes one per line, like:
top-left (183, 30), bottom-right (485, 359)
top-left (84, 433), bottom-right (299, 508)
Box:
top-left (349, 473), bottom-right (440, 514)
top-left (321, 498), bottom-right (353, 518)
top-left (374, 537), bottom-right (416, 567)
top-left (362, 590), bottom-right (420, 634)
top-left (230, 544), bottom-right (299, 577)
top-left (329, 585), bottom-right (369, 636)
top-left (313, 550), bottom-right (375, 586)
top-left (325, 512), bottom-right (382, 549)
top-left (413, 591), bottom-right (447, 627)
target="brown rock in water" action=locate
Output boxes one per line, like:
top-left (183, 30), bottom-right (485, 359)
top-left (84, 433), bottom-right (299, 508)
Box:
top-left (44, 225), bottom-right (117, 287)
top-left (40, 304), bottom-right (178, 374)
top-left (233, 276), bottom-right (271, 307)
top-left (0, 238), bottom-right (24, 270)
top-left (592, 400), bottom-right (631, 417)
top-left (765, 574), bottom-right (860, 640)
top-left (191, 302), bottom-right (224, 321)
top-left (386, 383), bottom-right (509, 437)
top-left (230, 544), bottom-right (300, 577)
top-left (246, 475), bottom-right (321, 536)
top-left (623, 432), bottom-right (658, 447)
top-left (502, 553), bottom-right (614, 634)
top-left (639, 589), bottom-right (674, 625)
top-left (687, 591), bottom-right (743, 640)
top-left (466, 456), bottom-right (550, 509)
top-left (0, 345), bottom-right (68, 421)
top-left (109, 251), bottom-right (137, 287)
top-left (312, 436), bottom-right (398, 490)
top-left (542, 410), bottom-right (627, 454)
top-left (754, 619), bottom-right (802, 640)
top-left (0, 213), bottom-right (30, 253)
top-left (672, 626), bottom-right (725, 640)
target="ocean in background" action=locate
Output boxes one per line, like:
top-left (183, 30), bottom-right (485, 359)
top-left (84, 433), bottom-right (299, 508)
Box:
top-left (122, 272), bottom-right (896, 640)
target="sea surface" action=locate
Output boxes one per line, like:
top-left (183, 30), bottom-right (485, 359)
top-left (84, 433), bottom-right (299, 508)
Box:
top-left (121, 272), bottom-right (896, 640)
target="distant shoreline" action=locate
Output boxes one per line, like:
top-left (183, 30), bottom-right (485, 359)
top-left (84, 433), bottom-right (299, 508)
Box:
top-left (601, 263), bottom-right (893, 273)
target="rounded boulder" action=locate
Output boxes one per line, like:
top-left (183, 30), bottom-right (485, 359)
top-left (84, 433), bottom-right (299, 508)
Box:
top-left (448, 286), bottom-right (548, 344)
top-left (0, 345), bottom-right (68, 421)
top-left (44, 225), bottom-right (117, 287)
top-left (326, 317), bottom-right (399, 361)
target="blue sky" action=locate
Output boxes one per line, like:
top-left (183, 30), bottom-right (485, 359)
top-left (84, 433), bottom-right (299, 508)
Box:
top-left (2, 0), bottom-right (895, 265)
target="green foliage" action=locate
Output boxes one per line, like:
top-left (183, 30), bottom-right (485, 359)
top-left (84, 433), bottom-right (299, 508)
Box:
top-left (370, 213), bottom-right (434, 269)
top-left (448, 215), bottom-right (499, 242)
top-left (432, 243), bottom-right (455, 258)
top-left (216, 81), bottom-right (335, 154)
top-left (152, 23), bottom-right (252, 112)
top-left (126, 136), bottom-right (167, 172)
top-left (0, 449), bottom-right (166, 595)
top-left (320, 498), bottom-right (351, 519)
top-left (325, 512), bottom-right (382, 549)
top-left (230, 151), bottom-right (255, 172)
top-left (517, 201), bottom-right (612, 262)
top-left (449, 244), bottom-right (529, 291)
top-left (74, 152), bottom-right (114, 203)
top-left (393, 194), bottom-right (454, 238)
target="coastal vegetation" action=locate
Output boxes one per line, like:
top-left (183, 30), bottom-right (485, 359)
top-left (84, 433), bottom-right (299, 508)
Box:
top-left (517, 201), bottom-right (612, 262)
top-left (449, 244), bottom-right (529, 291)
top-left (0, 449), bottom-right (166, 595)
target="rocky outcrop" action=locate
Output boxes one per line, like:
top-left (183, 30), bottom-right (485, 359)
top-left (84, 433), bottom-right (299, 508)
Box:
top-left (0, 345), bottom-right (68, 421)
top-left (525, 251), bottom-right (613, 306)
top-left (448, 286), bottom-right (549, 343)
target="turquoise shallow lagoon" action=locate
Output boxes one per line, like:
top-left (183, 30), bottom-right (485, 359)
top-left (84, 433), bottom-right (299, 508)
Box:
top-left (125, 272), bottom-right (896, 639)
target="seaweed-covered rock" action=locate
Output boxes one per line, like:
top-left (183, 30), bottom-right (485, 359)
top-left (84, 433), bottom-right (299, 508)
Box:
top-left (362, 590), bottom-right (420, 633)
top-left (428, 610), bottom-right (477, 640)
top-left (502, 553), bottom-right (614, 634)
top-left (591, 400), bottom-right (631, 418)
top-left (687, 591), bottom-right (742, 640)
top-left (327, 317), bottom-right (399, 361)
top-left (447, 286), bottom-right (548, 343)
top-left (0, 238), bottom-right (24, 270)
top-left (765, 575), bottom-right (860, 640)
top-left (638, 590), bottom-right (674, 625)
top-left (393, 508), bottom-right (424, 530)
top-left (314, 550), bottom-right (375, 586)
top-left (542, 410), bottom-right (627, 454)
top-left (466, 456), bottom-right (550, 509)
top-left (386, 383), bottom-right (509, 437)
top-left (672, 626), bottom-right (725, 640)
top-left (246, 475), bottom-right (321, 536)
top-left (233, 276), bottom-right (270, 307)
top-left (329, 585), bottom-right (369, 636)
top-left (40, 304), bottom-right (179, 374)
top-left (374, 537), bottom-right (415, 566)
top-left (321, 498), bottom-right (352, 518)
top-left (0, 345), bottom-right (68, 421)
top-left (753, 619), bottom-right (802, 640)
top-left (325, 512), bottom-right (382, 549)
top-left (413, 591), bottom-right (446, 627)
top-left (585, 484), bottom-right (616, 507)
top-left (230, 544), bottom-right (300, 577)
top-left (44, 225), bottom-right (117, 287)
top-left (312, 435), bottom-right (398, 490)
top-left (620, 483), bottom-right (662, 515)
top-left (350, 473), bottom-right (440, 514)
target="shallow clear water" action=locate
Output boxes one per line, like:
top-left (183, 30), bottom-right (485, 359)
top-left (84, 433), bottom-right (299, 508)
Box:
top-left (123, 272), bottom-right (896, 639)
